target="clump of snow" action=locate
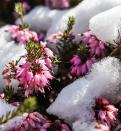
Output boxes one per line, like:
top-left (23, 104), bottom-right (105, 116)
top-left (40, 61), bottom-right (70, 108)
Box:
top-left (0, 113), bottom-right (26, 131)
top-left (0, 99), bottom-right (16, 118)
top-left (47, 57), bottom-right (121, 129)
top-left (72, 121), bottom-right (96, 131)
top-left (20, 0), bottom-right (121, 40)
top-left (0, 26), bottom-right (26, 91)
top-left (0, 98), bottom-right (25, 131)
top-left (17, 6), bottom-right (68, 33)
top-left (90, 6), bottom-right (121, 44)
top-left (0, 99), bottom-right (24, 131)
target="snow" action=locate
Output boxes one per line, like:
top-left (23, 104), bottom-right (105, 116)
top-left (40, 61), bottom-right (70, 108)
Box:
top-left (90, 6), bottom-right (121, 44)
top-left (47, 57), bottom-right (121, 130)
top-left (0, 99), bottom-right (16, 118)
top-left (0, 98), bottom-right (25, 131)
top-left (73, 121), bottom-right (96, 131)
top-left (0, 113), bottom-right (27, 131)
top-left (4, 0), bottom-right (121, 130)
top-left (0, 26), bottom-right (26, 91)
top-left (0, 95), bottom-right (25, 131)
top-left (19, 0), bottom-right (121, 40)
top-left (17, 6), bottom-right (68, 33)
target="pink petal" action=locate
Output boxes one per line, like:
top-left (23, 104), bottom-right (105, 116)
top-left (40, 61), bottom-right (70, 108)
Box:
top-left (99, 41), bottom-right (105, 50)
top-left (44, 48), bottom-right (54, 58)
top-left (40, 74), bottom-right (48, 86)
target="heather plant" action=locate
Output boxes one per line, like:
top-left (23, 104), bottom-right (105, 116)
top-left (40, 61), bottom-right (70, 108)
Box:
top-left (11, 112), bottom-right (71, 131)
top-left (47, 16), bottom-right (105, 87)
top-left (0, 3), bottom-right (72, 130)
top-left (70, 31), bottom-right (105, 76)
top-left (1, 1), bottom-right (121, 131)
top-left (4, 3), bottom-right (54, 97)
top-left (94, 98), bottom-right (121, 131)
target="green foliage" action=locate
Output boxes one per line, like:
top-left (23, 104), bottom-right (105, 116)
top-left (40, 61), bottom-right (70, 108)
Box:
top-left (18, 97), bottom-right (37, 114)
top-left (4, 87), bottom-right (14, 102)
top-left (26, 41), bottom-right (42, 63)
top-left (0, 97), bottom-right (37, 125)
top-left (53, 55), bottom-right (61, 64)
top-left (15, 2), bottom-right (28, 28)
top-left (63, 16), bottom-right (75, 40)
top-left (15, 2), bottom-right (24, 17)
top-left (78, 44), bottom-right (90, 61)
top-left (54, 16), bottom-right (78, 83)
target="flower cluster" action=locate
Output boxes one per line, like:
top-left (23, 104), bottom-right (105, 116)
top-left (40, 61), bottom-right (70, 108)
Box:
top-left (2, 61), bottom-right (17, 88)
top-left (8, 25), bottom-right (38, 44)
top-left (94, 98), bottom-right (118, 131)
top-left (16, 60), bottom-right (54, 97)
top-left (11, 112), bottom-right (70, 131)
top-left (70, 31), bottom-right (105, 76)
top-left (45, 0), bottom-right (70, 9)
top-left (3, 40), bottom-right (54, 97)
top-left (70, 55), bottom-right (95, 76)
top-left (81, 31), bottom-right (105, 57)
top-left (46, 32), bottom-right (63, 44)
top-left (2, 3), bottom-right (55, 97)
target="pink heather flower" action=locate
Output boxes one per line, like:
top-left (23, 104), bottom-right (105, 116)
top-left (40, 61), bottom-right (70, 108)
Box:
top-left (45, 58), bottom-right (52, 69)
top-left (70, 56), bottom-right (95, 76)
top-left (94, 98), bottom-right (118, 131)
top-left (8, 25), bottom-right (19, 34)
top-left (46, 32), bottom-right (63, 43)
top-left (98, 110), bottom-right (107, 122)
top-left (40, 41), bottom-right (47, 48)
top-left (44, 47), bottom-right (54, 58)
top-left (45, 0), bottom-right (70, 9)
top-left (11, 112), bottom-right (50, 131)
top-left (81, 31), bottom-right (105, 57)
top-left (81, 63), bottom-right (88, 74)
top-left (70, 55), bottom-right (81, 66)
top-left (11, 112), bottom-right (70, 131)
top-left (86, 59), bottom-right (93, 69)
top-left (16, 63), bottom-right (33, 86)
top-left (70, 31), bottom-right (105, 77)
top-left (106, 105), bottom-right (118, 113)
top-left (8, 25), bottom-right (39, 44)
top-left (16, 60), bottom-right (54, 96)
top-left (32, 74), bottom-right (42, 87)
top-left (40, 74), bottom-right (48, 86)
top-left (37, 59), bottom-right (49, 71)
top-left (2, 61), bottom-right (17, 88)
top-left (3, 35), bottom-right (54, 97)
top-left (71, 66), bottom-right (81, 76)
top-left (41, 70), bottom-right (54, 80)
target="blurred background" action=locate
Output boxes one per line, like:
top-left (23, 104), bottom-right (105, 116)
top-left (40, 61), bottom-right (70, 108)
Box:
top-left (0, 0), bottom-right (81, 27)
